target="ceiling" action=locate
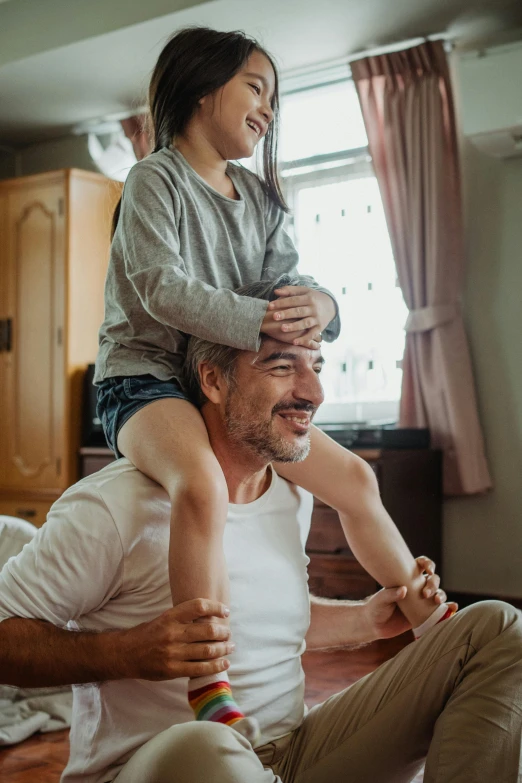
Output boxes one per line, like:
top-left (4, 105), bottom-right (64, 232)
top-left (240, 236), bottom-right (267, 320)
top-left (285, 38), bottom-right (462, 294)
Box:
top-left (1, 0), bottom-right (522, 148)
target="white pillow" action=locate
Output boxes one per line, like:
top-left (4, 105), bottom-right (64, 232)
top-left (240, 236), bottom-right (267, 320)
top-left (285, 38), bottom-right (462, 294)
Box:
top-left (0, 516), bottom-right (38, 570)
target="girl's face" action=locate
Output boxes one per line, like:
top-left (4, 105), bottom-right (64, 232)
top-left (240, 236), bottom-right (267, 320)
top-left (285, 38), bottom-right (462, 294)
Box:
top-left (198, 50), bottom-right (276, 160)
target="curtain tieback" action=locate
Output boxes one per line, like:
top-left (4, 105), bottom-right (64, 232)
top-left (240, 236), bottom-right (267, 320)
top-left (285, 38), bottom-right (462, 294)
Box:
top-left (405, 302), bottom-right (460, 333)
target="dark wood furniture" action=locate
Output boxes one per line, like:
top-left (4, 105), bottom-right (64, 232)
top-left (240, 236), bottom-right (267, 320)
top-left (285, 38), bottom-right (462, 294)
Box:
top-left (79, 446), bottom-right (442, 600)
top-left (78, 447), bottom-right (114, 478)
top-left (308, 448), bottom-right (442, 599)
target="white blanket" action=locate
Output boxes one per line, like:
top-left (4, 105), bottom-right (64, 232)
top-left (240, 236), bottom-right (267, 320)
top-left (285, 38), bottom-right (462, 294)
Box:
top-left (0, 516), bottom-right (73, 745)
top-left (0, 685), bottom-right (73, 745)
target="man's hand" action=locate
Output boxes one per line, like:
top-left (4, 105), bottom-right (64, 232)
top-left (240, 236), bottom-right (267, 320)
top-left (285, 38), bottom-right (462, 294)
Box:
top-left (120, 599), bottom-right (234, 681)
top-left (0, 598), bottom-right (235, 689)
top-left (263, 286), bottom-right (336, 348)
top-left (362, 556), bottom-right (458, 641)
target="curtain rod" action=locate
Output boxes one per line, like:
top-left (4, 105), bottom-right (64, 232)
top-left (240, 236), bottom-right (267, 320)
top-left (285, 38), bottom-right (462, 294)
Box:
top-left (78, 34), bottom-right (455, 132)
top-left (346, 33), bottom-right (453, 63)
top-left (281, 32), bottom-right (453, 88)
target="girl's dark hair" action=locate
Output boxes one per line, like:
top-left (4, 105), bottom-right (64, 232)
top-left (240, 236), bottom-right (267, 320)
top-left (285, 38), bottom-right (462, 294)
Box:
top-left (112, 26), bottom-right (287, 237)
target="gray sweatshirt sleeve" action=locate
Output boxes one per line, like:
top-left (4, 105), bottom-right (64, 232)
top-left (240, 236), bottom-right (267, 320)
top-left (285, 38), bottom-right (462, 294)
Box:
top-left (119, 165), bottom-right (268, 351)
top-left (262, 198), bottom-right (341, 342)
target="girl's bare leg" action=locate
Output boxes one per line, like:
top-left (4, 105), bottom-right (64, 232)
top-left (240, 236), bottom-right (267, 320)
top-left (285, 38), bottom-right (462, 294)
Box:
top-left (118, 398), bottom-right (259, 740)
top-left (275, 426), bottom-right (452, 632)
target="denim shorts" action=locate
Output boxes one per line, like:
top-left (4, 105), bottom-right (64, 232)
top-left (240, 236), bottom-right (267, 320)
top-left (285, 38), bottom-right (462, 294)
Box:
top-left (96, 375), bottom-right (190, 457)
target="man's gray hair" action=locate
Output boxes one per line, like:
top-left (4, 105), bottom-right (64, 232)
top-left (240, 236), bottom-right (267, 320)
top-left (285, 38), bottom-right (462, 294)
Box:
top-left (184, 274), bottom-right (311, 407)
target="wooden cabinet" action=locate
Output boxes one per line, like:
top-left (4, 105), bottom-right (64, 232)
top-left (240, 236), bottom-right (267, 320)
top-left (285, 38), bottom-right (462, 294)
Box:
top-left (0, 498), bottom-right (54, 529)
top-left (307, 449), bottom-right (443, 600)
top-left (0, 169), bottom-right (121, 520)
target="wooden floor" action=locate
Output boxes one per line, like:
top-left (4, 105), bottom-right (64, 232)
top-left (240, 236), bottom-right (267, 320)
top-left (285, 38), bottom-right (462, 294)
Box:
top-left (0, 632), bottom-right (424, 782)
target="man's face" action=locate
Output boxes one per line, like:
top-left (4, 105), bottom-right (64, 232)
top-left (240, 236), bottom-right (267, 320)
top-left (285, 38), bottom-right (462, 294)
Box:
top-left (222, 338), bottom-right (325, 463)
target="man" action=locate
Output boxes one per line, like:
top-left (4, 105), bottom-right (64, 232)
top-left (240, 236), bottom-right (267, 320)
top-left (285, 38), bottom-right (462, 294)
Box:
top-left (0, 278), bottom-right (521, 783)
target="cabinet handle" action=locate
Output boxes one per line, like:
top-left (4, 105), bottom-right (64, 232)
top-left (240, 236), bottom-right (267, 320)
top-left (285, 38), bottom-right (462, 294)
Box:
top-left (15, 508), bottom-right (36, 519)
top-left (0, 318), bottom-right (11, 352)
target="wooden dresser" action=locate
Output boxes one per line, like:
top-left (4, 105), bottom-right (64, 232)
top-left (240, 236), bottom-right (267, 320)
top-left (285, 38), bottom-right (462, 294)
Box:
top-left (308, 448), bottom-right (442, 599)
top-left (80, 446), bottom-right (442, 599)
top-left (0, 169), bottom-right (121, 526)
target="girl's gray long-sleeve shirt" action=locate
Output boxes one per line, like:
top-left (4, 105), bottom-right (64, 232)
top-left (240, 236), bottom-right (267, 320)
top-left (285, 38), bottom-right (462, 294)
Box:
top-left (94, 146), bottom-right (340, 386)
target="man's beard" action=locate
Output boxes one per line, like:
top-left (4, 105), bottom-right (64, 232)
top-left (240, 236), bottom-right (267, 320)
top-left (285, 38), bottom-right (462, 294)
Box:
top-left (224, 385), bottom-right (313, 463)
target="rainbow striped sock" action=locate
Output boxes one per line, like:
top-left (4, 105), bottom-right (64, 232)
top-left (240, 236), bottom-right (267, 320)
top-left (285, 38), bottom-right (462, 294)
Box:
top-left (188, 675), bottom-right (244, 727)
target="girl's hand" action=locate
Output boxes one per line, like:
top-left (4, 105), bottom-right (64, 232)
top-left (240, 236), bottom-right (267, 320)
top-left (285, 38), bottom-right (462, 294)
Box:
top-left (260, 308), bottom-right (322, 349)
top-left (362, 556), bottom-right (458, 641)
top-left (267, 286), bottom-right (336, 347)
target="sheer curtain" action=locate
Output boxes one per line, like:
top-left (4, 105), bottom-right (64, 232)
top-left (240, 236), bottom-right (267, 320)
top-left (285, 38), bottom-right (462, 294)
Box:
top-left (351, 40), bottom-right (491, 495)
top-left (121, 115), bottom-right (151, 161)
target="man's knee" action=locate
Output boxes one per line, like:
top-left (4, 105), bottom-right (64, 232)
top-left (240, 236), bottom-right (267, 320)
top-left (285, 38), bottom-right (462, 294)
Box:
top-left (178, 720), bottom-right (252, 752)
top-left (458, 599), bottom-right (521, 645)
top-left (157, 722), bottom-right (252, 774)
top-left (118, 722), bottom-right (258, 783)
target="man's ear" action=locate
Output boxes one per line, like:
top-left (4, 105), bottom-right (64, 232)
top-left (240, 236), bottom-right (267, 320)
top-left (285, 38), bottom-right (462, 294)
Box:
top-left (198, 362), bottom-right (225, 405)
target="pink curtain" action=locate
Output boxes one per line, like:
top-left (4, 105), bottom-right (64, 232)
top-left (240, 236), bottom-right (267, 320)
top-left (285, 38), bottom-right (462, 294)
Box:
top-left (351, 41), bottom-right (491, 495)
top-left (121, 115), bottom-right (151, 160)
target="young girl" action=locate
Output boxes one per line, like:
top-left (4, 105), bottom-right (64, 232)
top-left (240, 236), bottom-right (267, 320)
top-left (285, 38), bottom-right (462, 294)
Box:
top-left (95, 26), bottom-right (454, 743)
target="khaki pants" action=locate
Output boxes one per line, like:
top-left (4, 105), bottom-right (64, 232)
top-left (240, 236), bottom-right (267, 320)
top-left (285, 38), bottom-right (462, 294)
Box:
top-left (115, 601), bottom-right (522, 783)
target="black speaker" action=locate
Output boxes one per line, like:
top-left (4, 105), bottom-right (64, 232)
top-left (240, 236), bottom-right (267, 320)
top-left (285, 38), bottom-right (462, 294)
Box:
top-left (82, 365), bottom-right (109, 447)
top-left (318, 423), bottom-right (430, 450)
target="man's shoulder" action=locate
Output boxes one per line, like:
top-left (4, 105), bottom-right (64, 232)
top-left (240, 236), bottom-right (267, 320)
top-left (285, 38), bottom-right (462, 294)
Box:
top-left (53, 460), bottom-right (169, 530)
top-left (60, 458), bottom-right (145, 494)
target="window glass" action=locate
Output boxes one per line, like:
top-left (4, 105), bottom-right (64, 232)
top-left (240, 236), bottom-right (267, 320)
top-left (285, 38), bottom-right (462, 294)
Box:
top-left (279, 80), bottom-right (368, 162)
top-left (241, 78), bottom-right (406, 422)
top-left (288, 175), bottom-right (407, 418)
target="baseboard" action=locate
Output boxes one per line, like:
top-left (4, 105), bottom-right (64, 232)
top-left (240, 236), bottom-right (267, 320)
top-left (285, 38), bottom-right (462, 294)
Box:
top-left (447, 591), bottom-right (522, 611)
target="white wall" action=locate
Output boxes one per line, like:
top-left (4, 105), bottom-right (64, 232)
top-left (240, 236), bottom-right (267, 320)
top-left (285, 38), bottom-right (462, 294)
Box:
top-left (443, 53), bottom-right (522, 597)
top-left (17, 135), bottom-right (97, 177)
top-left (0, 135), bottom-right (97, 181)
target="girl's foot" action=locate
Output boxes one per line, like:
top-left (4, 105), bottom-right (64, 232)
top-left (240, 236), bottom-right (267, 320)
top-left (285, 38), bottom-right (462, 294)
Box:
top-left (188, 674), bottom-right (260, 744)
top-left (413, 603), bottom-right (457, 639)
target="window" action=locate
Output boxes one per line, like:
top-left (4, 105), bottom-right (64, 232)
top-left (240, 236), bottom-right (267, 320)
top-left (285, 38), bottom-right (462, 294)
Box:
top-left (274, 78), bottom-right (407, 424)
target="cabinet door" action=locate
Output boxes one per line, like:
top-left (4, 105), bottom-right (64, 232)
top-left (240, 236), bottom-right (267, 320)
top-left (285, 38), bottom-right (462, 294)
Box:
top-left (0, 189), bottom-right (8, 484)
top-left (0, 182), bottom-right (65, 491)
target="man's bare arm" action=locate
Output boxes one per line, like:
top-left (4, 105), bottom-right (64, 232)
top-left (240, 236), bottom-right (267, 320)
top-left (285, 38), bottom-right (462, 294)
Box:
top-left (305, 595), bottom-right (371, 651)
top-left (0, 599), bottom-right (233, 688)
top-left (305, 557), bottom-right (452, 651)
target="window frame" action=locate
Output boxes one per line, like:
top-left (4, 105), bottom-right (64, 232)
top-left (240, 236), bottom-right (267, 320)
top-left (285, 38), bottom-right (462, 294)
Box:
top-left (280, 147), bottom-right (403, 426)
top-left (281, 150), bottom-right (375, 232)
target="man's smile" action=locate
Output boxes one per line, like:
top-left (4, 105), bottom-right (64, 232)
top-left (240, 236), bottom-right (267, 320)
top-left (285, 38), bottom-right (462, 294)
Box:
top-left (276, 411), bottom-right (312, 433)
